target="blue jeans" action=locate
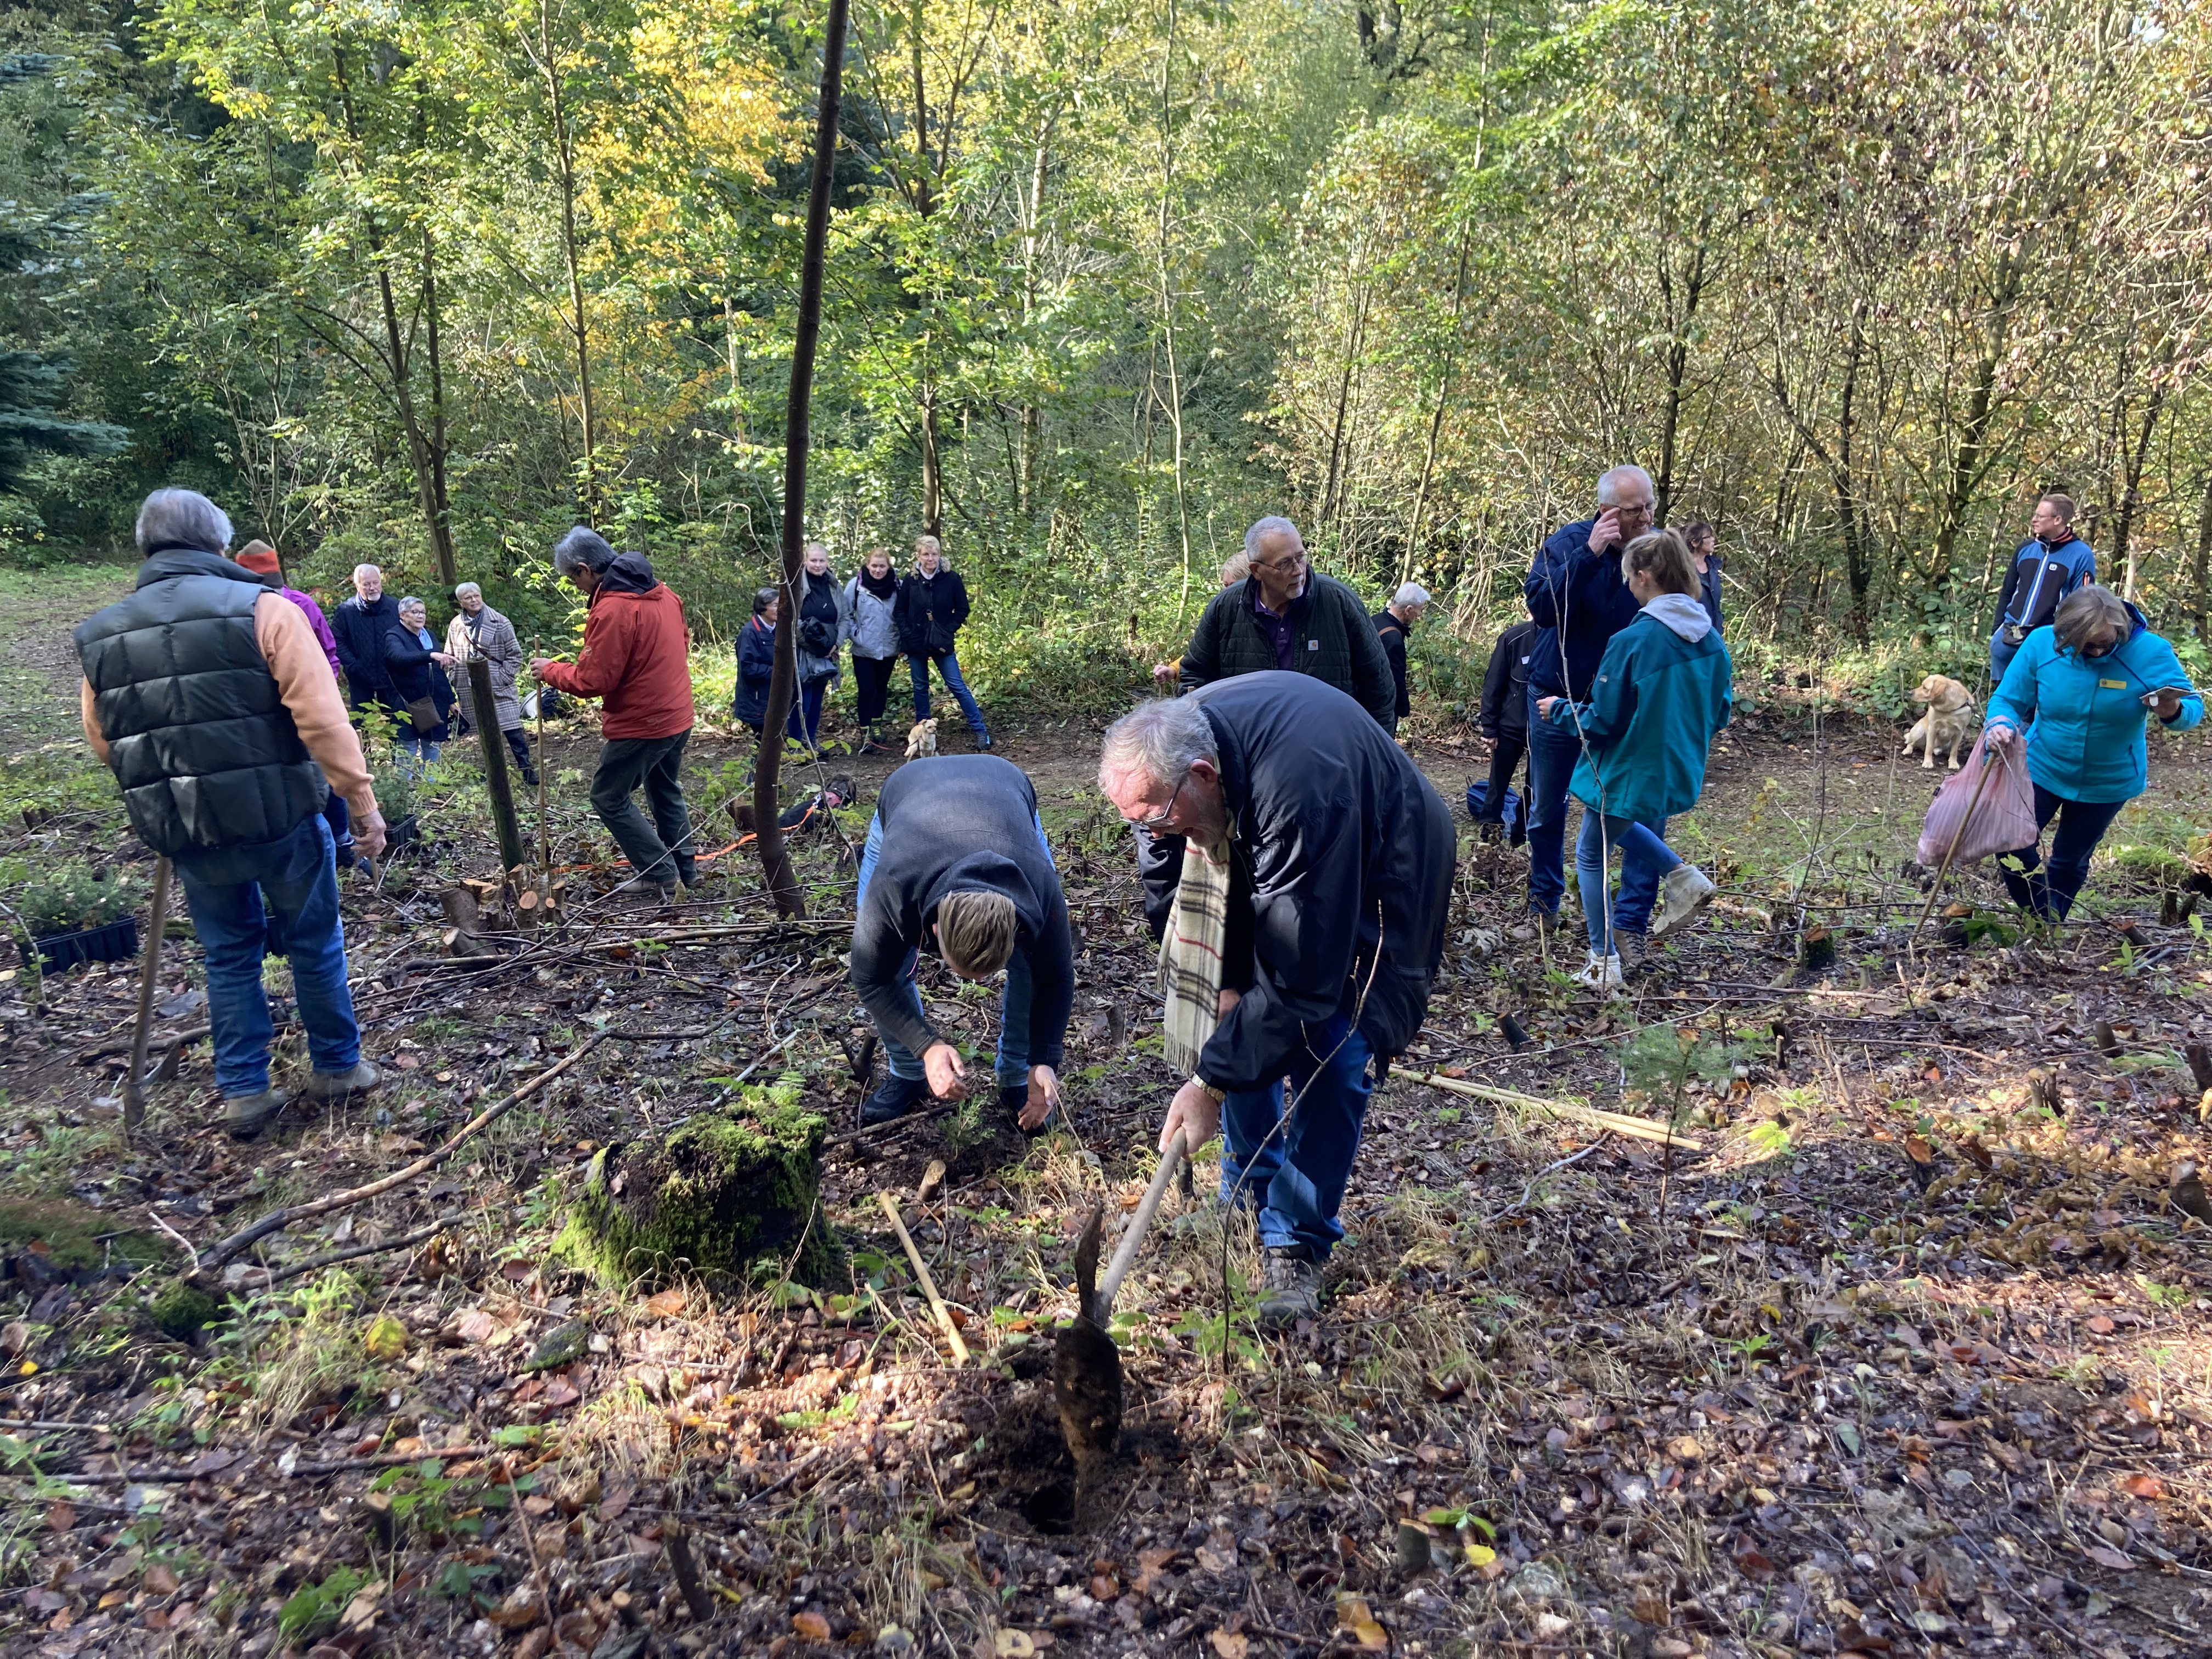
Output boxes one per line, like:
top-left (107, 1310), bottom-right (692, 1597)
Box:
top-left (909, 652), bottom-right (987, 737)
top-left (1220, 1012), bottom-right (1373, 1262)
top-left (799, 678), bottom-right (830, 748)
top-left (856, 810), bottom-right (1052, 1087)
top-left (2000, 785), bottom-right (2125, 920)
top-left (174, 816), bottom-right (362, 1098)
top-left (1575, 811), bottom-right (1681, 953)
top-left (1525, 687), bottom-right (1667, 929)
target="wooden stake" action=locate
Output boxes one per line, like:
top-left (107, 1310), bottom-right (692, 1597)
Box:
top-left (467, 655), bottom-right (526, 874)
top-left (122, 856), bottom-right (172, 1136)
top-left (874, 1189), bottom-right (968, 1364)
top-left (532, 635), bottom-right (550, 878)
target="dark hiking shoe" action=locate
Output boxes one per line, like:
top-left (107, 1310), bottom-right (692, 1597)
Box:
top-left (1615, 931), bottom-right (1648, 979)
top-left (304, 1060), bottom-right (380, 1101)
top-left (1256, 1247), bottom-right (1323, 1330)
top-left (223, 1091), bottom-right (286, 1142)
top-left (977, 731), bottom-right (995, 751)
top-left (860, 1075), bottom-right (929, 1128)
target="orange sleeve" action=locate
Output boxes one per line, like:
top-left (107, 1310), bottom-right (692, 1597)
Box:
top-left (538, 603), bottom-right (628, 699)
top-left (80, 679), bottom-right (110, 765)
top-left (257, 593), bottom-right (379, 820)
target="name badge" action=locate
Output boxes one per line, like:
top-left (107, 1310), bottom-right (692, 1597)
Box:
top-left (2100, 678), bottom-right (2126, 690)
top-left (1307, 639), bottom-right (1320, 651)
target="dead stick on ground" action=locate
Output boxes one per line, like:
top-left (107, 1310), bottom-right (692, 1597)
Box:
top-left (243, 1212), bottom-right (461, 1289)
top-left (1414, 1073), bottom-right (1702, 1149)
top-left (191, 1035), bottom-right (606, 1278)
top-left (1911, 750), bottom-right (2000, 946)
top-left (875, 1190), bottom-right (969, 1364)
top-left (665, 1520), bottom-right (714, 1622)
top-left (122, 855), bottom-right (172, 1136)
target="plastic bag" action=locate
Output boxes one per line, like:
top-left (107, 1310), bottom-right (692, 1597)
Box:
top-left (1916, 731), bottom-right (2039, 866)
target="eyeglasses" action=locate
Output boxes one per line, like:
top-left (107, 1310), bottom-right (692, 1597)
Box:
top-left (1133, 775), bottom-right (1187, 832)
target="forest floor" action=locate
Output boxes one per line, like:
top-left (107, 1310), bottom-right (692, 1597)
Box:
top-left (2, 584), bottom-right (2211, 1659)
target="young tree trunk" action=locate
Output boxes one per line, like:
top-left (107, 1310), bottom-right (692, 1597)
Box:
top-left (533, 0), bottom-right (599, 518)
top-left (2191, 471), bottom-right (2212, 640)
top-left (2111, 381), bottom-right (2168, 600)
top-left (1402, 234), bottom-right (1471, 585)
top-left (753, 0), bottom-right (850, 919)
top-left (1653, 239), bottom-right (1709, 526)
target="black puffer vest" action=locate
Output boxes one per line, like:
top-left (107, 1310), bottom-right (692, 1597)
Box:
top-left (75, 546), bottom-right (328, 859)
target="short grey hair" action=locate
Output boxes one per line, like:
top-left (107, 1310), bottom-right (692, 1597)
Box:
top-left (135, 489), bottom-right (232, 556)
top-left (353, 563), bottom-right (381, 583)
top-left (453, 581), bottom-right (482, 600)
top-left (2053, 584), bottom-right (2130, 656)
top-left (551, 526), bottom-right (616, 576)
top-left (1596, 465), bottom-right (1655, 507)
top-left (1243, 516), bottom-right (1301, 561)
top-left (1392, 582), bottom-right (1430, 608)
top-left (1099, 697), bottom-right (1218, 795)
top-left (397, 595), bottom-right (427, 617)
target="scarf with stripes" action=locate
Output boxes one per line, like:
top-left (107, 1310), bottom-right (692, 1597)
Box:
top-left (1158, 834), bottom-right (1233, 1075)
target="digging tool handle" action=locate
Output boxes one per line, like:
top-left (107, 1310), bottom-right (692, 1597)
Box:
top-left (876, 1190), bottom-right (969, 1364)
top-left (123, 856), bottom-right (173, 1135)
top-left (1094, 1131), bottom-right (1188, 1314)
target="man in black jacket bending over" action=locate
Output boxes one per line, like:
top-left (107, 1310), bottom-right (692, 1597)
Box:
top-left (1178, 517), bottom-right (1397, 732)
top-left (853, 755), bottom-right (1072, 1131)
top-left (1098, 673), bottom-right (1455, 1326)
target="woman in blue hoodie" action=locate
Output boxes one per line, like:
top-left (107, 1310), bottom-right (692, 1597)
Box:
top-left (1984, 584), bottom-right (2200, 920)
top-left (1537, 529), bottom-right (1733, 989)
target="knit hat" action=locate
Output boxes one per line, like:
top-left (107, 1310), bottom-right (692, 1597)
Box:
top-left (235, 541), bottom-right (281, 577)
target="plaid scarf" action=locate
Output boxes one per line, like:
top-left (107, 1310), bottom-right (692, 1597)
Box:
top-left (1158, 834), bottom-right (1233, 1074)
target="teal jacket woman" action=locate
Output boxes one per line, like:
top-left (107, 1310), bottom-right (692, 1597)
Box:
top-left (1546, 594), bottom-right (1734, 825)
top-left (1983, 587), bottom-right (2200, 920)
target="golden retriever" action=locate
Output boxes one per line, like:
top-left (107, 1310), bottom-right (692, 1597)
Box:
top-left (1903, 674), bottom-right (1977, 771)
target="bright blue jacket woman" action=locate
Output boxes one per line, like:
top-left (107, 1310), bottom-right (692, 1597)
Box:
top-left (1985, 605), bottom-right (2201, 803)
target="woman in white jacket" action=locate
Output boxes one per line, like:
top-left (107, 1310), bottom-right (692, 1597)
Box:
top-left (844, 547), bottom-right (901, 755)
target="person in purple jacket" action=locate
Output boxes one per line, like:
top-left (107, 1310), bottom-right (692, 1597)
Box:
top-left (236, 541), bottom-right (358, 867)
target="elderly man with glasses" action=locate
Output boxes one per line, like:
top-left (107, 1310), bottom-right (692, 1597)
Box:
top-left (1521, 465), bottom-right (1678, 972)
top-left (1097, 674), bottom-right (1454, 1326)
top-left (1176, 517), bottom-right (1397, 732)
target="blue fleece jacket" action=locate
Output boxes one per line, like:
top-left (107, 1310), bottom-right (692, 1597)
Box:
top-left (1985, 609), bottom-right (2202, 803)
top-left (1991, 536), bottom-right (2096, 641)
top-left (1545, 599), bottom-right (1734, 825)
top-left (1523, 518), bottom-right (1644, 701)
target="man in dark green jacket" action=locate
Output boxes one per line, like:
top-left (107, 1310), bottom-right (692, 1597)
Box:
top-left (1178, 517), bottom-right (1397, 731)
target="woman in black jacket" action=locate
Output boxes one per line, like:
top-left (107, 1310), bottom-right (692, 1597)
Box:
top-left (893, 535), bottom-right (990, 748)
top-left (383, 595), bottom-right (456, 773)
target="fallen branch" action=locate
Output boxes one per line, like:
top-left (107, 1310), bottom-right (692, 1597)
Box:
top-left (75, 1024), bottom-right (209, 1065)
top-left (190, 1035), bottom-right (606, 1279)
top-left (1413, 1072), bottom-right (1703, 1149)
top-left (238, 1212), bottom-right (461, 1289)
top-left (874, 1191), bottom-right (969, 1364)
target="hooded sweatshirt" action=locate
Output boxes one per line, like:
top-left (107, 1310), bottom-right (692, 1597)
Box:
top-left (1546, 593), bottom-right (1733, 825)
top-left (534, 554), bottom-right (695, 739)
top-left (850, 755), bottom-right (1073, 1069)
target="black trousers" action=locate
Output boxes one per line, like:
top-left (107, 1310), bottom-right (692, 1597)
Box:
top-left (1479, 732), bottom-right (1528, 841)
top-left (590, 730), bottom-right (696, 889)
top-left (501, 726), bottom-right (535, 775)
top-left (851, 654), bottom-right (898, 726)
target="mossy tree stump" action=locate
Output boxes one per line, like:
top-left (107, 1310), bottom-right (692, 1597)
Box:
top-left (557, 1081), bottom-right (834, 1289)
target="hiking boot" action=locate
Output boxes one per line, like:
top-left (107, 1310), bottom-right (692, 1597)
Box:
top-left (1615, 930), bottom-right (1648, 979)
top-left (304, 1060), bottom-right (380, 1101)
top-left (223, 1090), bottom-right (286, 1142)
top-left (1651, 864), bottom-right (1717, 941)
top-left (1256, 1247), bottom-right (1323, 1330)
top-left (860, 1074), bottom-right (929, 1128)
top-left (999, 1084), bottom-right (1054, 1138)
top-left (1571, 951), bottom-right (1623, 992)
top-left (520, 765), bottom-right (541, 787)
top-left (977, 731), bottom-right (995, 751)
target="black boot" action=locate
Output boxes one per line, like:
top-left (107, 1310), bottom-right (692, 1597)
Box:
top-left (860, 1074), bottom-right (929, 1127)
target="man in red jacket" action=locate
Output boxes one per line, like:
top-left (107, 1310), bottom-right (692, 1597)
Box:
top-left (531, 528), bottom-right (699, 900)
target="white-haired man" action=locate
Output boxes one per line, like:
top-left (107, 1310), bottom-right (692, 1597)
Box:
top-left (1098, 674), bottom-right (1455, 1325)
top-left (1370, 582), bottom-right (1429, 727)
top-left (330, 563), bottom-right (400, 722)
top-left (1177, 517), bottom-right (1397, 732)
top-left (1521, 466), bottom-right (1672, 971)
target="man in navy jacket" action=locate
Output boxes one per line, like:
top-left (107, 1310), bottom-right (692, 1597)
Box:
top-left (1521, 465), bottom-right (1675, 953)
top-left (1990, 494), bottom-right (2096, 679)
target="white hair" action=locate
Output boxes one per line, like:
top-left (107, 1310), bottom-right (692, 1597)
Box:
top-left (1243, 516), bottom-right (1300, 561)
top-left (353, 564), bottom-right (381, 582)
top-left (1392, 583), bottom-right (1430, 607)
top-left (135, 489), bottom-right (232, 556)
top-left (1596, 466), bottom-right (1655, 507)
top-left (453, 581), bottom-right (482, 600)
top-left (1099, 697), bottom-right (1218, 795)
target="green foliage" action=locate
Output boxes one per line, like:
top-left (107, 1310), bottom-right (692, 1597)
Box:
top-left (16, 858), bottom-right (139, 936)
top-left (278, 1565), bottom-right (372, 1644)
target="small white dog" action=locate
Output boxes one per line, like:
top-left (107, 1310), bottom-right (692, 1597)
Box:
top-left (904, 718), bottom-right (939, 759)
top-left (1903, 674), bottom-right (1978, 771)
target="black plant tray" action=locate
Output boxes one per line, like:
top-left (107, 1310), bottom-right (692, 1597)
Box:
top-left (25, 915), bottom-right (139, 973)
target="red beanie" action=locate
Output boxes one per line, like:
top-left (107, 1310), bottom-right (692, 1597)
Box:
top-left (235, 541), bottom-right (281, 577)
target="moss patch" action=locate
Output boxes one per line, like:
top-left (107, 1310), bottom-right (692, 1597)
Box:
top-left (0, 1197), bottom-right (163, 1274)
top-left (555, 1076), bottom-right (835, 1289)
top-left (148, 1280), bottom-right (221, 1340)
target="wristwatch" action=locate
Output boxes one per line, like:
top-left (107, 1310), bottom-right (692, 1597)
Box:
top-left (1190, 1077), bottom-right (1225, 1106)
